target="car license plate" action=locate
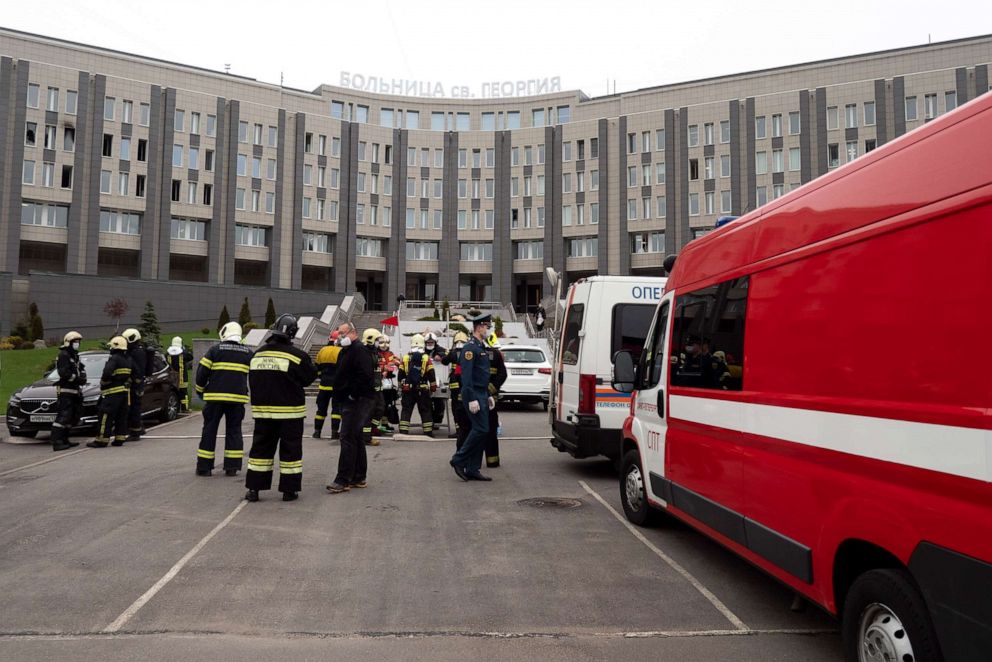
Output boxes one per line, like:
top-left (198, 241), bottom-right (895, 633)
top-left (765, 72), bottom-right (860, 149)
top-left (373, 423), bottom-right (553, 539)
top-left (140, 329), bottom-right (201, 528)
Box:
top-left (511, 368), bottom-right (532, 376)
top-left (30, 414), bottom-right (56, 423)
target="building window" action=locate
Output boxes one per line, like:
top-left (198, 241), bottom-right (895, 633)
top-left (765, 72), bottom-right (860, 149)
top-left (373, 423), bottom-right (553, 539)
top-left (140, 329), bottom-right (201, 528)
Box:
top-left (136, 175), bottom-right (146, 198)
top-left (655, 129), bottom-right (665, 151)
top-left (507, 111), bottom-right (520, 129)
top-left (172, 180), bottom-right (182, 202)
top-left (237, 154), bottom-right (247, 177)
top-left (173, 144), bottom-right (183, 168)
top-left (924, 94), bottom-right (938, 120)
top-left (905, 96), bottom-right (918, 121)
top-left (100, 210), bottom-right (141, 235)
top-left (66, 90), bottom-right (78, 115)
top-left (687, 124), bottom-right (699, 147)
top-left (688, 159), bottom-right (699, 181)
top-left (431, 112), bottom-right (445, 131)
top-left (688, 193), bottom-right (699, 216)
top-left (42, 162), bottom-right (54, 188)
top-left (788, 112), bottom-right (801, 135)
top-left (845, 104), bottom-right (858, 128)
top-left (627, 133), bottom-right (637, 154)
top-left (406, 111), bottom-right (419, 130)
top-left (945, 91), bottom-right (958, 113)
top-left (98, 168), bottom-right (111, 193)
top-left (201, 182), bottom-right (210, 204)
top-left (27, 84), bottom-right (40, 108)
top-left (755, 186), bottom-right (767, 207)
top-left (460, 243), bottom-right (493, 261)
top-left (119, 172), bottom-right (129, 196)
top-left (846, 141), bottom-right (858, 163)
top-left (720, 120), bottom-right (731, 143)
top-left (720, 154), bottom-right (731, 178)
top-left (754, 151), bottom-right (767, 175)
top-left (721, 190), bottom-right (732, 214)
top-left (704, 191), bottom-right (715, 215)
top-left (788, 147), bottom-right (801, 171)
top-left (656, 196), bottom-right (666, 218)
top-left (46, 86), bottom-right (59, 112)
top-left (190, 112), bottom-right (201, 135)
top-left (104, 96), bottom-right (115, 120)
top-left (865, 139), bottom-right (877, 153)
top-left (771, 113), bottom-right (782, 137)
top-left (102, 134), bottom-right (113, 158)
top-left (44, 124), bottom-right (57, 150)
top-left (827, 106), bottom-right (839, 131)
top-left (235, 224), bottom-right (267, 247)
top-left (171, 218), bottom-right (207, 241)
top-left (357, 238), bottom-right (383, 257)
top-left (174, 109), bottom-right (185, 132)
top-left (772, 149), bottom-right (783, 173)
top-left (206, 113), bottom-right (216, 136)
top-left (566, 237), bottom-right (598, 258)
top-left (864, 101), bottom-right (879, 126)
top-left (239, 121), bottom-right (249, 143)
top-left (754, 116), bottom-right (765, 140)
top-left (21, 201), bottom-right (68, 227)
top-left (61, 165), bottom-right (73, 189)
top-left (828, 143), bottom-right (840, 168)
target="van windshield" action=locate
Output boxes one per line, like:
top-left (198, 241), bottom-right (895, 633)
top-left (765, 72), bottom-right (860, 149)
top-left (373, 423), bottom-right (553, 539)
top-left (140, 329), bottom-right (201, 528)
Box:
top-left (611, 304), bottom-right (656, 363)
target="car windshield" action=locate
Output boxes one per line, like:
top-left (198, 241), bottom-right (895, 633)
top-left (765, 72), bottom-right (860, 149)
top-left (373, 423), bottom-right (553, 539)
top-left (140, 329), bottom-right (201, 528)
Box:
top-left (45, 354), bottom-right (110, 383)
top-left (502, 349), bottom-right (546, 364)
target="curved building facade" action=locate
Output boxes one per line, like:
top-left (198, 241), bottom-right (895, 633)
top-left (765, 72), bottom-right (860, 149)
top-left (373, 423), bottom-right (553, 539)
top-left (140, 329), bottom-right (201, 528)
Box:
top-left (0, 28), bottom-right (989, 333)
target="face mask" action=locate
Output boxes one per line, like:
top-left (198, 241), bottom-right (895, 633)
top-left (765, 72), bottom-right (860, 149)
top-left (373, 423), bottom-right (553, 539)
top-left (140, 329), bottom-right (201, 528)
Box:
top-left (686, 345), bottom-right (697, 353)
top-left (339, 336), bottom-right (352, 347)
top-left (71, 341), bottom-right (80, 350)
top-left (455, 342), bottom-right (464, 349)
top-left (426, 343), bottom-right (435, 350)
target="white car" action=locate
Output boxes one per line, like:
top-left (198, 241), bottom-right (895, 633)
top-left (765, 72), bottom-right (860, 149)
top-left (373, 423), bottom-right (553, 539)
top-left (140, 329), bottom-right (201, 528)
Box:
top-left (498, 345), bottom-right (552, 410)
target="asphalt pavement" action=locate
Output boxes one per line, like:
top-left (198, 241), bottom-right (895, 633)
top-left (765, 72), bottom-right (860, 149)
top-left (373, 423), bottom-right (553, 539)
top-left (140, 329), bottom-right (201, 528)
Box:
top-left (0, 400), bottom-right (841, 661)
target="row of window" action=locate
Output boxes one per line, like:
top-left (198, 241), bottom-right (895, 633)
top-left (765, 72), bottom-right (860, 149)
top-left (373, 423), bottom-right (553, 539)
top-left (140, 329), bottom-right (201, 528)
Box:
top-left (337, 101), bottom-right (576, 132)
top-left (22, 160), bottom-right (74, 189)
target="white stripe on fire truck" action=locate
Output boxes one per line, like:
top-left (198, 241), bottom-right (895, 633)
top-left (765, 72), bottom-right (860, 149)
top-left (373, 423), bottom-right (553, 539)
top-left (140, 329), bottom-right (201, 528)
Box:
top-left (669, 395), bottom-right (990, 483)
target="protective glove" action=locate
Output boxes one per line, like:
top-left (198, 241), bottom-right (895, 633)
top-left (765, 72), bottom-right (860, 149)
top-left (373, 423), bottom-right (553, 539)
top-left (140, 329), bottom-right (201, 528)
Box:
top-left (468, 400), bottom-right (481, 414)
top-left (487, 396), bottom-right (495, 409)
top-left (430, 383), bottom-right (437, 393)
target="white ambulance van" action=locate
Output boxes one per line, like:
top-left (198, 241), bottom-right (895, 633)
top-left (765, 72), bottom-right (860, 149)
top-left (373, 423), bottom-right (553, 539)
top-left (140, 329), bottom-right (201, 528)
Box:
top-left (550, 276), bottom-right (665, 463)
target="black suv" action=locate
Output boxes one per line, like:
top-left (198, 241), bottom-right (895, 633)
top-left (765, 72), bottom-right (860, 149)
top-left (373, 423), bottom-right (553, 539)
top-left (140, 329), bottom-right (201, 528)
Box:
top-left (6, 349), bottom-right (181, 438)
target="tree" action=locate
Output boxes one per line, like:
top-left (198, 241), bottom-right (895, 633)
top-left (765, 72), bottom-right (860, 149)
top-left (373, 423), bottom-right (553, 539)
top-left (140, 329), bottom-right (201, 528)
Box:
top-left (441, 297), bottom-right (450, 320)
top-left (238, 297), bottom-right (252, 326)
top-left (140, 301), bottom-right (161, 347)
top-left (217, 305), bottom-right (231, 332)
top-left (28, 302), bottom-right (44, 341)
top-left (494, 315), bottom-right (504, 337)
top-left (104, 298), bottom-right (129, 333)
top-left (265, 297), bottom-right (277, 328)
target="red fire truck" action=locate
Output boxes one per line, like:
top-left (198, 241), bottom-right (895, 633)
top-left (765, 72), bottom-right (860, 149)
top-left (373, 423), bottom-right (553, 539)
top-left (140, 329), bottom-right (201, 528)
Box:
top-left (612, 91), bottom-right (992, 661)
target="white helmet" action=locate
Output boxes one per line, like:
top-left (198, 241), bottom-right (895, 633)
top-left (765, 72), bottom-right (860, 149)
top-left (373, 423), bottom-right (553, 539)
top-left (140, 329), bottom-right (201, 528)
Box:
top-left (362, 328), bottom-right (381, 346)
top-left (122, 328), bottom-right (141, 344)
top-left (62, 331), bottom-right (82, 347)
top-left (376, 335), bottom-right (390, 350)
top-left (220, 322), bottom-right (242, 342)
top-left (109, 336), bottom-right (128, 351)
top-left (424, 332), bottom-right (438, 347)
top-left (410, 334), bottom-right (425, 350)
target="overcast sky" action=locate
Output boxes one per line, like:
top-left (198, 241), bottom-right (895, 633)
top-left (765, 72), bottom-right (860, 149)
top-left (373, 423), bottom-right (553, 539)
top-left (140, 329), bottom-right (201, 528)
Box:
top-left (2, 0), bottom-right (989, 98)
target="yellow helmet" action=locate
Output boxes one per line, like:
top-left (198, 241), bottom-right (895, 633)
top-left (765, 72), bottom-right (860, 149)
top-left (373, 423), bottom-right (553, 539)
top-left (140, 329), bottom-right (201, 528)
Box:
top-left (453, 331), bottom-right (469, 344)
top-left (109, 336), bottom-right (128, 351)
top-left (62, 331), bottom-right (82, 347)
top-left (122, 328), bottom-right (141, 343)
top-left (410, 334), bottom-right (425, 350)
top-left (362, 328), bottom-right (381, 346)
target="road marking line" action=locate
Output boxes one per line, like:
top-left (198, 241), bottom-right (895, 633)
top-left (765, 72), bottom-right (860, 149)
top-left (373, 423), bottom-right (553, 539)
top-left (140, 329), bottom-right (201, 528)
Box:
top-left (0, 448), bottom-right (89, 477)
top-left (0, 627), bottom-right (837, 641)
top-left (579, 480), bottom-right (750, 632)
top-left (103, 499), bottom-right (247, 633)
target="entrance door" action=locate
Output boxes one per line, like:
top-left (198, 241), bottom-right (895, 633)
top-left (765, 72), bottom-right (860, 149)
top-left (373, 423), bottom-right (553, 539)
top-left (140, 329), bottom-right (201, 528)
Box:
top-left (631, 294), bottom-right (672, 503)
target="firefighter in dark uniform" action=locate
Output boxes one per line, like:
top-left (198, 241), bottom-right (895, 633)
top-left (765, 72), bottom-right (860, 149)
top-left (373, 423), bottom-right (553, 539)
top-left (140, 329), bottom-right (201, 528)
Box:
top-left (360, 328), bottom-right (385, 446)
top-left (424, 332), bottom-right (447, 426)
top-left (312, 331), bottom-right (341, 439)
top-left (166, 336), bottom-right (193, 412)
top-left (194, 322), bottom-right (252, 477)
top-left (245, 314), bottom-right (318, 502)
top-left (441, 331), bottom-right (469, 445)
top-left (449, 312), bottom-right (494, 481)
top-left (51, 331), bottom-right (86, 451)
top-left (483, 331), bottom-right (508, 468)
top-left (87, 335), bottom-right (131, 448)
top-left (398, 334), bottom-right (437, 436)
top-left (122, 328), bottom-right (146, 440)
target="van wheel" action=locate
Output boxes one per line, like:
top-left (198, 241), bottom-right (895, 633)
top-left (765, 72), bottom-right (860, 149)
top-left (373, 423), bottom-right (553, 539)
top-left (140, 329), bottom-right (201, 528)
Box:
top-left (842, 569), bottom-right (942, 662)
top-left (620, 449), bottom-right (659, 526)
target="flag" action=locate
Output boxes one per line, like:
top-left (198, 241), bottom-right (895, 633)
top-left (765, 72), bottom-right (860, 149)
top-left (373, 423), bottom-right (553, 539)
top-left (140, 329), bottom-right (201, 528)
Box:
top-left (380, 315), bottom-right (399, 326)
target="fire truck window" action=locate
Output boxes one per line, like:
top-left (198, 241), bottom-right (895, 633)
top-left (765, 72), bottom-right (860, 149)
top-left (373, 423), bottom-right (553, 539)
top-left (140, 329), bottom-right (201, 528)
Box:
top-left (640, 302), bottom-right (670, 389)
top-left (560, 303), bottom-right (584, 366)
top-left (670, 276), bottom-right (748, 390)
top-left (611, 303), bottom-right (656, 364)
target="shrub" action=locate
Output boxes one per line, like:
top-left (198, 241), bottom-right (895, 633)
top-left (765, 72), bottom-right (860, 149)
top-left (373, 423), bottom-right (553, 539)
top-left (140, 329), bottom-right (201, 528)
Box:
top-left (243, 322), bottom-right (258, 332)
top-left (28, 303), bottom-right (44, 341)
top-left (45, 337), bottom-right (59, 347)
top-left (217, 305), bottom-right (231, 332)
top-left (11, 321), bottom-right (29, 340)
top-left (417, 315), bottom-right (439, 321)
top-left (201, 327), bottom-right (211, 335)
top-left (18, 342), bottom-right (36, 350)
top-left (4, 336), bottom-right (24, 347)
top-left (238, 297), bottom-right (252, 326)
top-left (0, 342), bottom-right (14, 351)
top-left (494, 315), bottom-right (504, 337)
top-left (139, 301), bottom-right (161, 348)
top-left (265, 298), bottom-right (277, 328)
top-left (447, 323), bottom-right (470, 336)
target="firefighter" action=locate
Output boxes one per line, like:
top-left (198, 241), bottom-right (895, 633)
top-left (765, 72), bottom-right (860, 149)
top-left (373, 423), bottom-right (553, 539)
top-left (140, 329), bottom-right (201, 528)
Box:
top-left (121, 328), bottom-right (146, 440)
top-left (245, 314), bottom-right (317, 502)
top-left (313, 330), bottom-right (341, 439)
top-left (424, 332), bottom-right (447, 426)
top-left (87, 336), bottom-right (131, 448)
top-left (449, 312), bottom-right (494, 481)
top-left (360, 328), bottom-right (384, 446)
top-left (376, 335), bottom-right (401, 432)
top-left (194, 322), bottom-right (252, 477)
top-left (50, 331), bottom-right (86, 451)
top-left (398, 333), bottom-right (436, 437)
top-left (441, 331), bottom-right (470, 444)
top-left (483, 331), bottom-right (509, 468)
top-left (166, 336), bottom-right (193, 412)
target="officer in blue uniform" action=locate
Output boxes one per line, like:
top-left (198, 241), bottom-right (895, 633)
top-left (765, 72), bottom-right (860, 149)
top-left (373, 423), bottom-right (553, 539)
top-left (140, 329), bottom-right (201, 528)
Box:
top-left (448, 312), bottom-right (494, 482)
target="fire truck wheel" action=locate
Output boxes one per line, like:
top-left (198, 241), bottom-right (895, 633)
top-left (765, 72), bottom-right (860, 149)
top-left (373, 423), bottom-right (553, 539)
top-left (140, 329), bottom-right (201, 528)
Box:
top-left (841, 568), bottom-right (942, 662)
top-left (619, 449), bottom-right (659, 526)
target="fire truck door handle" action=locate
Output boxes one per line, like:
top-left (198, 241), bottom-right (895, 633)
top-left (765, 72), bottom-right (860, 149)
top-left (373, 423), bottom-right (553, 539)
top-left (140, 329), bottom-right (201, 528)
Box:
top-left (557, 372), bottom-right (563, 384)
top-left (657, 390), bottom-right (664, 417)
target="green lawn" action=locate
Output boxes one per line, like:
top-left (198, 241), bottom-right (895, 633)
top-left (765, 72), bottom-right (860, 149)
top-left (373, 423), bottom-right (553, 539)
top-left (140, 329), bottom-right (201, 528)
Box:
top-left (0, 330), bottom-right (209, 415)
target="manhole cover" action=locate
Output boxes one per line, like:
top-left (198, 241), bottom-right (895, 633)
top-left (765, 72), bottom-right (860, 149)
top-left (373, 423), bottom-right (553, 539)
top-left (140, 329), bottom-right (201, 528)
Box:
top-left (517, 497), bottom-right (583, 509)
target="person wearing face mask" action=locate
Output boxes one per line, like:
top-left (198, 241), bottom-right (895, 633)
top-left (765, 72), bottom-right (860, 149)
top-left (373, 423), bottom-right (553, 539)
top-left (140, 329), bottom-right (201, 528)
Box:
top-left (50, 331), bottom-right (87, 451)
top-left (423, 332), bottom-right (447, 427)
top-left (674, 334), bottom-right (705, 387)
top-left (448, 311), bottom-right (495, 482)
top-left (441, 331), bottom-right (469, 443)
top-left (375, 335), bottom-right (401, 434)
top-left (166, 336), bottom-right (193, 413)
top-left (327, 322), bottom-right (377, 493)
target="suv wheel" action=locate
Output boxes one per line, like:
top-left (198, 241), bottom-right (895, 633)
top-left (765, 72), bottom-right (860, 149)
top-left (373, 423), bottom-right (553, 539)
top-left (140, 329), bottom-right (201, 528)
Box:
top-left (620, 449), bottom-right (660, 526)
